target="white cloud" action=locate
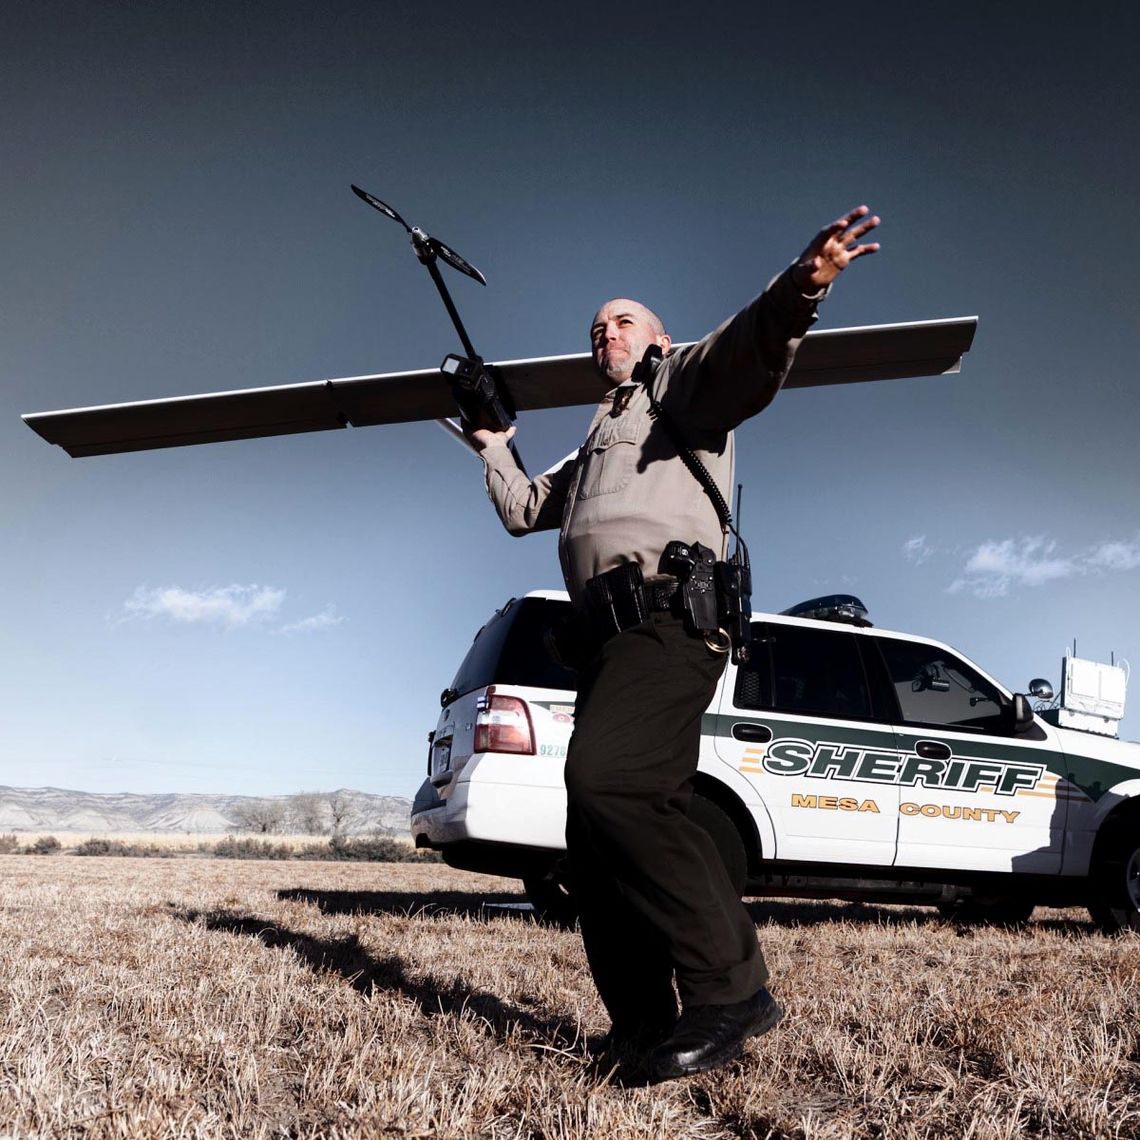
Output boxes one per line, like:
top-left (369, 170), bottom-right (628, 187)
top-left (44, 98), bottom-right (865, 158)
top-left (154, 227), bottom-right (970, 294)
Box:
top-left (902, 535), bottom-right (933, 565)
top-left (278, 606), bottom-right (344, 635)
top-left (123, 584), bottom-right (286, 628)
top-left (1086, 537), bottom-right (1140, 572)
top-left (948, 534), bottom-right (1140, 598)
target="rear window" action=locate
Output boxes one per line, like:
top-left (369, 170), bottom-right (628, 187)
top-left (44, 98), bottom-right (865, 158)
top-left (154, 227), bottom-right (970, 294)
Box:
top-left (735, 622), bottom-right (872, 720)
top-left (449, 597), bottom-right (577, 697)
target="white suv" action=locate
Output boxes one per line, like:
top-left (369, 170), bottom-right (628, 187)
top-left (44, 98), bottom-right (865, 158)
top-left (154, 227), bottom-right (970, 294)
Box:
top-left (410, 591), bottom-right (1140, 931)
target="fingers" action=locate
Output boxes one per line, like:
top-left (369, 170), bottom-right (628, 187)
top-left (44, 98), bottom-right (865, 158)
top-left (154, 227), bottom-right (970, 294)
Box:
top-left (461, 418), bottom-right (516, 451)
top-left (843, 213), bottom-right (880, 244)
top-left (812, 206), bottom-right (880, 253)
top-left (831, 203), bottom-right (871, 231)
top-left (846, 242), bottom-right (881, 261)
top-left (796, 203), bottom-right (882, 287)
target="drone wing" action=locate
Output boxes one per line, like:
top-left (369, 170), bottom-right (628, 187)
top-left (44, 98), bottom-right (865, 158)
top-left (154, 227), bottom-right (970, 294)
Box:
top-left (23, 316), bottom-right (976, 458)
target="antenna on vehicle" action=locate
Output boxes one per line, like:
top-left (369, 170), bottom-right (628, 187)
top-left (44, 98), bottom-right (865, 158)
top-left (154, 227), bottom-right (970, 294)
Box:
top-left (351, 184), bottom-right (526, 473)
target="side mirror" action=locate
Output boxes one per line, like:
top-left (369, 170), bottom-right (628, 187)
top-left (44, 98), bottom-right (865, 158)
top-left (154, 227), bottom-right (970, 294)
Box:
top-left (1011, 693), bottom-right (1036, 734)
top-left (1028, 678), bottom-right (1054, 701)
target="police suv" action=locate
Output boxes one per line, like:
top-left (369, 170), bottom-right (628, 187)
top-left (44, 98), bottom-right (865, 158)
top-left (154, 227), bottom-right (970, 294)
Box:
top-left (411, 592), bottom-right (1140, 932)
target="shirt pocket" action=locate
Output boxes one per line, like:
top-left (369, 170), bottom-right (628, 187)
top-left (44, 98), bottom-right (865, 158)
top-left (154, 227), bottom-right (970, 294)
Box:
top-left (576, 414), bottom-right (642, 499)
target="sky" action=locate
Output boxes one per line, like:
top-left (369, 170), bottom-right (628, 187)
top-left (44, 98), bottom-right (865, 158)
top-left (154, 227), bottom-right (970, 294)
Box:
top-left (1, 1), bottom-right (1138, 798)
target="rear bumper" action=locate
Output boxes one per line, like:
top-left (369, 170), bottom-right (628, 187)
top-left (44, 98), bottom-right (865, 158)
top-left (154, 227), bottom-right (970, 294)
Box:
top-left (409, 753), bottom-right (568, 854)
top-left (440, 839), bottom-right (564, 879)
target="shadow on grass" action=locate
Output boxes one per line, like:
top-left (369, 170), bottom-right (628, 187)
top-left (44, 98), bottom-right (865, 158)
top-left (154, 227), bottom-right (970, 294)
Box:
top-left (745, 898), bottom-right (1096, 934)
top-left (745, 898), bottom-right (942, 927)
top-left (279, 889), bottom-right (941, 928)
top-left (173, 907), bottom-right (583, 1050)
top-left (272, 889), bottom-right (1098, 936)
top-left (276, 888), bottom-right (536, 921)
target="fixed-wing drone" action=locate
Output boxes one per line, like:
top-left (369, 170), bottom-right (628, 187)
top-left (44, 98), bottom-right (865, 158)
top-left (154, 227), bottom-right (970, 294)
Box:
top-left (23, 188), bottom-right (977, 461)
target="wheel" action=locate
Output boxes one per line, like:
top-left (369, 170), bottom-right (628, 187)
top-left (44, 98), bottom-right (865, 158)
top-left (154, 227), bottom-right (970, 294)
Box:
top-left (688, 792), bottom-right (749, 896)
top-left (937, 895), bottom-right (1036, 926)
top-left (521, 793), bottom-right (750, 924)
top-left (1088, 825), bottom-right (1140, 934)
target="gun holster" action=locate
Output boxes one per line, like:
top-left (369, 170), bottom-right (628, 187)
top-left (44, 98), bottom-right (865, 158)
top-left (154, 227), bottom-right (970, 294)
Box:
top-left (661, 540), bottom-right (752, 663)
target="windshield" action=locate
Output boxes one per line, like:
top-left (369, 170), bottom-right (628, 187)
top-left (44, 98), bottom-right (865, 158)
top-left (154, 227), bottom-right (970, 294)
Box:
top-left (449, 597), bottom-right (577, 698)
top-left (874, 636), bottom-right (1007, 733)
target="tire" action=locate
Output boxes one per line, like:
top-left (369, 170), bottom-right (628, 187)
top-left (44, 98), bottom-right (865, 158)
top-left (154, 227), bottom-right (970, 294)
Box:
top-left (520, 792), bottom-right (750, 925)
top-left (1087, 826), bottom-right (1140, 934)
top-left (688, 792), bottom-right (749, 896)
top-left (937, 895), bottom-right (1036, 926)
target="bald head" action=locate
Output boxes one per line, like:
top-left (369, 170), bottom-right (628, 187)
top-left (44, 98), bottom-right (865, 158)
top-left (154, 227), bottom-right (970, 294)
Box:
top-left (589, 298), bottom-right (671, 384)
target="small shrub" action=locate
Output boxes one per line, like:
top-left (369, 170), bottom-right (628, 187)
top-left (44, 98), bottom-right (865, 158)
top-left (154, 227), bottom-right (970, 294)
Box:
top-left (320, 835), bottom-right (441, 863)
top-left (74, 838), bottom-right (120, 857)
top-left (27, 836), bottom-right (61, 855)
top-left (0, 834), bottom-right (18, 854)
top-left (212, 836), bottom-right (293, 860)
top-left (328, 835), bottom-right (405, 861)
top-left (74, 838), bottom-right (172, 858)
top-left (207, 834), bottom-right (441, 862)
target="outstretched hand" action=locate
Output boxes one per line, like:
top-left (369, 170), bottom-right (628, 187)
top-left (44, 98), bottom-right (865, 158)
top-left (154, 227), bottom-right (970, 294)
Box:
top-left (792, 205), bottom-right (881, 292)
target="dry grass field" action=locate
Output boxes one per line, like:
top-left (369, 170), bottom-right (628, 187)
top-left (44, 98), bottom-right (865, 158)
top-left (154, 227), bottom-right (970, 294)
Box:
top-left (0, 856), bottom-right (1136, 1139)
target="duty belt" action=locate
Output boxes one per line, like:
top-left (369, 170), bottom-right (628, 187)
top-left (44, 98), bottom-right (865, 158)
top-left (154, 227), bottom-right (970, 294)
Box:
top-left (642, 578), bottom-right (683, 614)
top-left (582, 564), bottom-right (681, 643)
top-left (581, 554), bottom-right (737, 659)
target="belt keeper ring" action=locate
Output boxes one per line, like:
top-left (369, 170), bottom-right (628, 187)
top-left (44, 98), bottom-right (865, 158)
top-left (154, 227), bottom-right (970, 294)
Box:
top-left (703, 628), bottom-right (731, 654)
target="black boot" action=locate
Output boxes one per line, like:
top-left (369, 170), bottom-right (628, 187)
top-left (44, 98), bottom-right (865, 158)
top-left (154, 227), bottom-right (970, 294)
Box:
top-left (591, 998), bottom-right (678, 1059)
top-left (648, 987), bottom-right (783, 1080)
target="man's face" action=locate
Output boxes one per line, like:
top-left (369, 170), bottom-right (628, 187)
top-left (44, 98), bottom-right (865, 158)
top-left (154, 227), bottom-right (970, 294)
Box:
top-left (590, 299), bottom-right (671, 384)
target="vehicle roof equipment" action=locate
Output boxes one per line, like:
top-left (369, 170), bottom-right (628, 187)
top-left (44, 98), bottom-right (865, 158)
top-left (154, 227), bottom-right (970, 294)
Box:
top-left (780, 594), bottom-right (872, 627)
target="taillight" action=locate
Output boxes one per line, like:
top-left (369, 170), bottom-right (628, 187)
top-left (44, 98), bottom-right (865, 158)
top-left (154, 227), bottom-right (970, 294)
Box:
top-left (474, 692), bottom-right (535, 755)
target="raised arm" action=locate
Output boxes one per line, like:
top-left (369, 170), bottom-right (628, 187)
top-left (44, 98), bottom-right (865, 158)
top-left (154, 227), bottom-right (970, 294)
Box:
top-left (664, 205), bottom-right (882, 433)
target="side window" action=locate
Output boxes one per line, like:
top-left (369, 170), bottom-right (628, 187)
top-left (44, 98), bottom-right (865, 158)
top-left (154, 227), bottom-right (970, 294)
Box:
top-left (734, 623), bottom-right (871, 720)
top-left (875, 637), bottom-right (1007, 733)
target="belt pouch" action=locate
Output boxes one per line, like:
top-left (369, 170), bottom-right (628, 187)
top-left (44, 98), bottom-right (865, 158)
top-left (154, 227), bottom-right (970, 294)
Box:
top-left (584, 562), bottom-right (647, 636)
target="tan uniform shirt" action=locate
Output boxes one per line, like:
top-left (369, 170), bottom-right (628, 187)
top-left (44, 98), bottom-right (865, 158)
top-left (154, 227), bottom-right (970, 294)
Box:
top-left (479, 268), bottom-right (824, 607)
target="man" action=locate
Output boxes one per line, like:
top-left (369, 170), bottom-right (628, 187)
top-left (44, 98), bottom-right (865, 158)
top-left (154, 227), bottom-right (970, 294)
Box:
top-left (465, 205), bottom-right (880, 1079)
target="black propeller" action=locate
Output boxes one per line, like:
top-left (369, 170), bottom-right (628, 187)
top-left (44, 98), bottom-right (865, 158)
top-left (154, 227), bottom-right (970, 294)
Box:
top-left (350, 184), bottom-right (486, 285)
top-left (351, 183), bottom-right (524, 472)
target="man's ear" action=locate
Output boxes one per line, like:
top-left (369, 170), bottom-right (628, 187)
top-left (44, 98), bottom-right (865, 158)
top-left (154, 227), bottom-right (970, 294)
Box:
top-left (656, 334), bottom-right (672, 353)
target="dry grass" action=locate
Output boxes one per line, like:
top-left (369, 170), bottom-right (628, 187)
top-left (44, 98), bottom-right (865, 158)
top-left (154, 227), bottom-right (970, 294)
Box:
top-left (0, 856), bottom-right (1136, 1138)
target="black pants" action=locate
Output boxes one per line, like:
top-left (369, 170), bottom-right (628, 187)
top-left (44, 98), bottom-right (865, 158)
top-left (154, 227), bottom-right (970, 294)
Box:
top-left (564, 611), bottom-right (767, 1022)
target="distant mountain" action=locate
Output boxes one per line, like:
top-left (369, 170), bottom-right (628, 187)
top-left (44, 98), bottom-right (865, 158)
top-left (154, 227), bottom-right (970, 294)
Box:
top-left (0, 786), bottom-right (413, 836)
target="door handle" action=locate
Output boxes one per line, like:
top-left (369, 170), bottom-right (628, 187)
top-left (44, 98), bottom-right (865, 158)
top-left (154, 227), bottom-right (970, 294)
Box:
top-left (732, 722), bottom-right (773, 743)
top-left (915, 739), bottom-right (952, 761)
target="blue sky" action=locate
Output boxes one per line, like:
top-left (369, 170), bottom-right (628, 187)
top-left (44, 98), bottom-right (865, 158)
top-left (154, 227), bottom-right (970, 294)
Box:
top-left (2, 2), bottom-right (1137, 796)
